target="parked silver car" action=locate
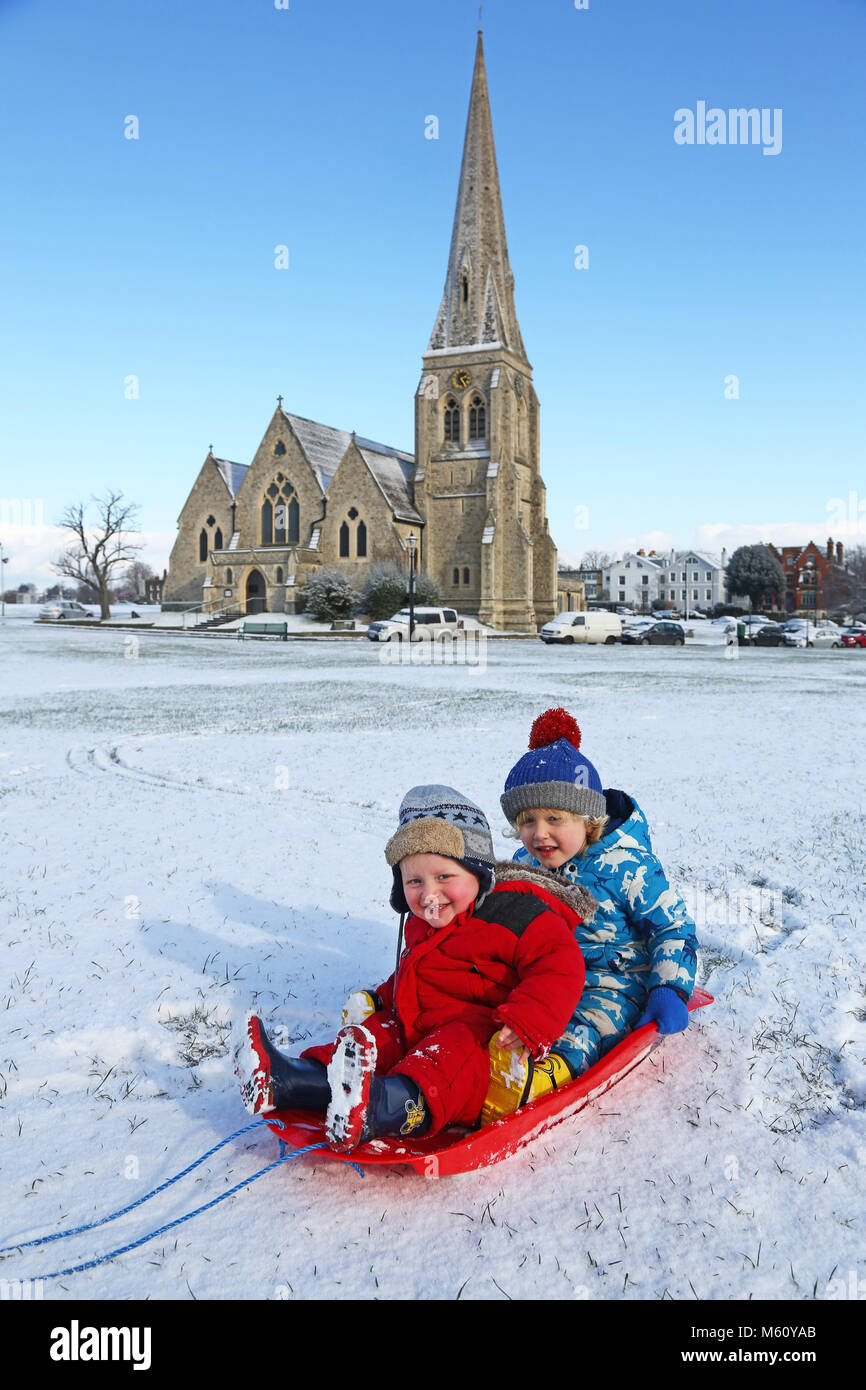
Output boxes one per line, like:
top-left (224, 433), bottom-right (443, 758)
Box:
top-left (38, 601), bottom-right (93, 621)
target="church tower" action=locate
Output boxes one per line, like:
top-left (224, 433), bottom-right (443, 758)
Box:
top-left (414, 30), bottom-right (557, 630)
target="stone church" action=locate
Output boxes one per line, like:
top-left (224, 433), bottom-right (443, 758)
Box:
top-left (164, 32), bottom-right (557, 631)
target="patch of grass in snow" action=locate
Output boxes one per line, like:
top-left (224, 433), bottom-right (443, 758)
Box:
top-left (159, 1003), bottom-right (231, 1068)
top-left (749, 1000), bottom-right (846, 1133)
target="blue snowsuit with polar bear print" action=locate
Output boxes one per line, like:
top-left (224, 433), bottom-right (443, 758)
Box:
top-left (513, 789), bottom-right (698, 1076)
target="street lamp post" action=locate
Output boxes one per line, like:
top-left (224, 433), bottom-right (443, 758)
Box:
top-left (0, 542), bottom-right (8, 618)
top-left (407, 532), bottom-right (417, 642)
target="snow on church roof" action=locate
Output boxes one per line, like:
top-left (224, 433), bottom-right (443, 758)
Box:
top-left (212, 457), bottom-right (248, 497)
top-left (282, 409), bottom-right (419, 518)
top-left (357, 445), bottom-right (422, 524)
top-left (283, 413), bottom-right (353, 492)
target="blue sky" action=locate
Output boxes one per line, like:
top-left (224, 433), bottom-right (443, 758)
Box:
top-left (1, 0), bottom-right (864, 585)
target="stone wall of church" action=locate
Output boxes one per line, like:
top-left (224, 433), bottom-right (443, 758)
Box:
top-left (232, 416), bottom-right (325, 556)
top-left (163, 463), bottom-right (235, 605)
top-left (318, 445), bottom-right (413, 580)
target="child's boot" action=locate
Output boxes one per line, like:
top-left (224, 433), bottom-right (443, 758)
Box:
top-left (326, 1024), bottom-right (430, 1153)
top-left (235, 1013), bottom-right (330, 1116)
top-left (480, 1039), bottom-right (574, 1126)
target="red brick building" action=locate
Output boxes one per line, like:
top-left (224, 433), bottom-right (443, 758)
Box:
top-left (766, 538), bottom-right (851, 616)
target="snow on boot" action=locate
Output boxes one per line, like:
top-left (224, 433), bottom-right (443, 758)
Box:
top-left (235, 1012), bottom-right (329, 1116)
top-left (326, 1024), bottom-right (377, 1152)
top-left (480, 1038), bottom-right (574, 1126)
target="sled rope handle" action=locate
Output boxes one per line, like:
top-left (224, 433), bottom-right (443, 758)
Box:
top-left (0, 1118), bottom-right (273, 1256)
top-left (23, 1140), bottom-right (331, 1282)
top-left (1, 1123), bottom-right (365, 1280)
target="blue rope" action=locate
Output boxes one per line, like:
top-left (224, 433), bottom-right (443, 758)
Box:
top-left (1, 1122), bottom-right (366, 1284)
top-left (0, 1118), bottom-right (269, 1256)
top-left (30, 1141), bottom-right (331, 1282)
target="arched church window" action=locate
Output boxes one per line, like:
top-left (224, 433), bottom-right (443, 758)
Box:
top-left (276, 566), bottom-right (284, 584)
top-left (273, 440), bottom-right (286, 456)
top-left (214, 528), bottom-right (223, 550)
top-left (462, 274), bottom-right (469, 303)
top-left (339, 521), bottom-right (350, 558)
top-left (357, 521), bottom-right (367, 557)
top-left (226, 568), bottom-right (233, 584)
top-left (469, 395), bottom-right (486, 441)
top-left (261, 499), bottom-right (273, 545)
top-left (288, 496), bottom-right (299, 545)
top-left (452, 567), bottom-right (459, 586)
top-left (199, 529), bottom-right (208, 563)
top-left (444, 398), bottom-right (460, 444)
top-left (463, 567), bottom-right (470, 585)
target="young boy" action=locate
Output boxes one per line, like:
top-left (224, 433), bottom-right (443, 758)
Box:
top-left (235, 784), bottom-right (592, 1152)
top-left (489, 708), bottom-right (698, 1118)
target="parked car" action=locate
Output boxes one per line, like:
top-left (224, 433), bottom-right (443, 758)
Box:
top-left (366, 606), bottom-right (462, 641)
top-left (38, 601), bottom-right (93, 620)
top-left (841, 627), bottom-right (866, 648)
top-left (742, 623), bottom-right (787, 647)
top-left (779, 621), bottom-right (842, 648)
top-left (621, 621), bottom-right (686, 646)
top-left (619, 617), bottom-right (658, 642)
top-left (539, 611), bottom-right (622, 645)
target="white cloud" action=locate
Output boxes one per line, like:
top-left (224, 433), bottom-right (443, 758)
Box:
top-left (0, 524), bottom-right (174, 589)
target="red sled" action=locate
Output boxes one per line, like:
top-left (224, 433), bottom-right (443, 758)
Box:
top-left (266, 987), bottom-right (713, 1178)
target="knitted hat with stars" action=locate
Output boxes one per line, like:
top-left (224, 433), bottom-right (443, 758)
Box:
top-left (501, 708), bottom-right (607, 823)
top-left (385, 784), bottom-right (496, 914)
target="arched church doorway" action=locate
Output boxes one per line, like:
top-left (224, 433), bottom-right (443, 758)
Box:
top-left (246, 569), bottom-right (266, 614)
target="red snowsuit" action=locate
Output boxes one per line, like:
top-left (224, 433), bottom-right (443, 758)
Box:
top-left (303, 865), bottom-right (592, 1134)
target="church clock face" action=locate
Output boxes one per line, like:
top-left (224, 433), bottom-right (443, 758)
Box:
top-left (451, 368), bottom-right (471, 391)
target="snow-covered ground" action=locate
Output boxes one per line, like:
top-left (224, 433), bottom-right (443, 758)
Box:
top-left (1, 619), bottom-right (864, 1301)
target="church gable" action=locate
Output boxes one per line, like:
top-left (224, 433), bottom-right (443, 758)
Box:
top-left (319, 442), bottom-right (419, 572)
top-left (164, 454), bottom-right (239, 603)
top-left (233, 409), bottom-right (325, 551)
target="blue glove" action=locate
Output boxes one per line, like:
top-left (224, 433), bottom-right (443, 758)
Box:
top-left (637, 986), bottom-right (689, 1034)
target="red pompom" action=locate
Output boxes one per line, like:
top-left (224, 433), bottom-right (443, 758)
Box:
top-left (528, 707), bottom-right (582, 751)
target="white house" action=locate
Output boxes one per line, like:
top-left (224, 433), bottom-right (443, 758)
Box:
top-left (657, 550), bottom-right (727, 611)
top-left (603, 553), bottom-right (664, 611)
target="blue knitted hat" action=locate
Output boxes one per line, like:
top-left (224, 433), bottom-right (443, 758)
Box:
top-left (501, 708), bottom-right (607, 823)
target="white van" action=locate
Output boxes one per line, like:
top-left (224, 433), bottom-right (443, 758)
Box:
top-left (540, 611), bottom-right (622, 645)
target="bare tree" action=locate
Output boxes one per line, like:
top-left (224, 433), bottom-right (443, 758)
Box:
top-left (579, 549), bottom-right (614, 571)
top-left (115, 560), bottom-right (155, 602)
top-left (53, 491), bottom-right (143, 620)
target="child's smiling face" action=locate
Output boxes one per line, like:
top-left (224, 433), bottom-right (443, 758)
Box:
top-left (518, 809), bottom-right (587, 869)
top-left (399, 853), bottom-right (480, 927)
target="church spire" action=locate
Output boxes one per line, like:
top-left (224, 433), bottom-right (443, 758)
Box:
top-left (427, 31), bottom-right (526, 360)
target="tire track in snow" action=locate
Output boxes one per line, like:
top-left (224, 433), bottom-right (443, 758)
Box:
top-left (65, 740), bottom-right (392, 824)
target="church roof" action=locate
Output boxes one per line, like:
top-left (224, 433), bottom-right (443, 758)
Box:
top-left (427, 31), bottom-right (527, 360)
top-left (357, 445), bottom-right (422, 524)
top-left (283, 412), bottom-right (352, 492)
top-left (213, 457), bottom-right (248, 496)
top-left (279, 408), bottom-right (419, 518)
